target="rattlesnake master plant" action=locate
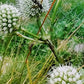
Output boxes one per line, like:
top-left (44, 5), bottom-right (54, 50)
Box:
top-left (47, 65), bottom-right (83, 84)
top-left (0, 4), bottom-right (20, 38)
top-left (17, 0), bottom-right (51, 17)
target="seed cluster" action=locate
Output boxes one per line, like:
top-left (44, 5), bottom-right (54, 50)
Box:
top-left (17, 0), bottom-right (50, 17)
top-left (48, 66), bottom-right (83, 84)
top-left (0, 4), bottom-right (20, 37)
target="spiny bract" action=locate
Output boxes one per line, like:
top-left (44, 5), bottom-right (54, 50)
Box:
top-left (47, 65), bottom-right (83, 84)
top-left (0, 4), bottom-right (20, 37)
top-left (17, 0), bottom-right (50, 17)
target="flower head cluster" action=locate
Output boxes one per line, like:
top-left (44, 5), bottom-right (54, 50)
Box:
top-left (47, 65), bottom-right (83, 84)
top-left (17, 0), bottom-right (50, 17)
top-left (0, 4), bottom-right (20, 37)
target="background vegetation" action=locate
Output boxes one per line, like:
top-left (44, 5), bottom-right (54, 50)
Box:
top-left (0, 0), bottom-right (84, 84)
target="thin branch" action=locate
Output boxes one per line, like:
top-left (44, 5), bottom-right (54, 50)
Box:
top-left (21, 28), bottom-right (40, 39)
top-left (77, 65), bottom-right (84, 71)
top-left (16, 32), bottom-right (35, 41)
top-left (67, 22), bottom-right (83, 41)
top-left (37, 0), bottom-right (56, 35)
top-left (26, 60), bottom-right (32, 84)
top-left (45, 39), bottom-right (59, 62)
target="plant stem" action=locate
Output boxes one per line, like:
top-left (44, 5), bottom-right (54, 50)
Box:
top-left (46, 39), bottom-right (59, 62)
top-left (77, 65), bottom-right (84, 71)
top-left (50, 0), bottom-right (61, 41)
top-left (36, 14), bottom-right (44, 36)
top-left (16, 32), bottom-right (35, 41)
top-left (40, 39), bottom-right (59, 62)
top-left (26, 60), bottom-right (32, 84)
top-left (51, 0), bottom-right (61, 25)
top-left (37, 0), bottom-right (56, 35)
top-left (33, 53), bottom-right (58, 84)
top-left (21, 28), bottom-right (40, 39)
top-left (16, 32), bottom-right (44, 44)
top-left (67, 22), bottom-right (83, 41)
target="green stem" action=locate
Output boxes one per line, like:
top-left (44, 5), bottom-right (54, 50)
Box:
top-left (50, 0), bottom-right (61, 41)
top-left (36, 15), bottom-right (44, 36)
top-left (51, 0), bottom-right (61, 25)
top-left (21, 28), bottom-right (40, 39)
top-left (16, 32), bottom-right (36, 41)
top-left (16, 32), bottom-right (45, 44)
top-left (46, 39), bottom-right (59, 62)
top-left (26, 60), bottom-right (32, 84)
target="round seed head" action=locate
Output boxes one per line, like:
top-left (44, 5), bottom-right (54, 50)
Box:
top-left (0, 4), bottom-right (20, 38)
top-left (16, 0), bottom-right (51, 18)
top-left (47, 65), bottom-right (83, 84)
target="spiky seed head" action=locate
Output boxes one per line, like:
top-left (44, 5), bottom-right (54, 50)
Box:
top-left (47, 65), bottom-right (83, 84)
top-left (0, 4), bottom-right (20, 38)
top-left (16, 0), bottom-right (51, 18)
